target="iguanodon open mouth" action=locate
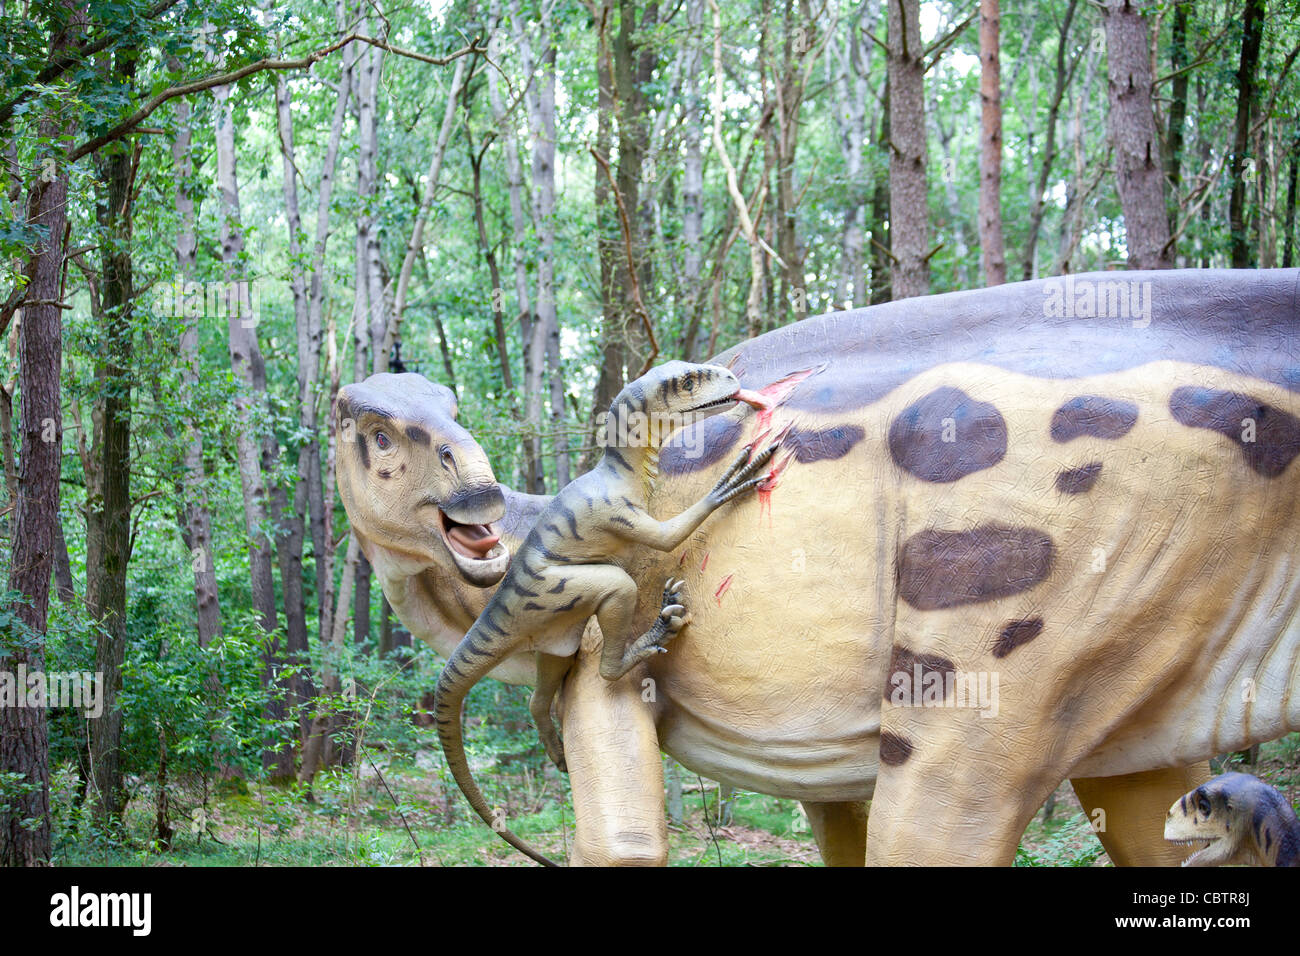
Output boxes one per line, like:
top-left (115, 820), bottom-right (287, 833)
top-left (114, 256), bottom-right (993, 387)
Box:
top-left (439, 510), bottom-right (502, 560)
top-left (437, 506), bottom-right (510, 587)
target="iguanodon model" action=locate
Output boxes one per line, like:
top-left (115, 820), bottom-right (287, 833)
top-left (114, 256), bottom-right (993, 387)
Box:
top-left (335, 267), bottom-right (1300, 866)
top-left (1165, 772), bottom-right (1300, 866)
top-left (431, 361), bottom-right (777, 865)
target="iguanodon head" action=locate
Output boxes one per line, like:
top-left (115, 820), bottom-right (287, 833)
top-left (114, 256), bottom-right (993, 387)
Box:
top-left (335, 372), bottom-right (511, 588)
top-left (1164, 772), bottom-right (1261, 866)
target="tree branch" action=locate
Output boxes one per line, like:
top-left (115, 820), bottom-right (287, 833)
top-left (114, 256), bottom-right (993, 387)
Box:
top-left (590, 146), bottom-right (659, 375)
top-left (66, 35), bottom-right (485, 163)
top-left (924, 10), bottom-right (975, 71)
top-left (0, 0), bottom-right (183, 129)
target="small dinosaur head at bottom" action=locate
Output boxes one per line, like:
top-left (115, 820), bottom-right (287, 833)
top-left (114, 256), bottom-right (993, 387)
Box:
top-left (604, 361), bottom-right (755, 450)
top-left (1164, 771), bottom-right (1300, 866)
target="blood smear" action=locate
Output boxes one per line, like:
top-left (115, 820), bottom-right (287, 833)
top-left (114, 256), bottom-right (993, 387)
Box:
top-left (757, 450), bottom-right (795, 525)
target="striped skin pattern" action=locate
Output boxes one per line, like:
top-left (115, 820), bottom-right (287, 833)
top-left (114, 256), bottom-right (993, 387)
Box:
top-left (1165, 772), bottom-right (1300, 866)
top-left (431, 361), bottom-right (778, 865)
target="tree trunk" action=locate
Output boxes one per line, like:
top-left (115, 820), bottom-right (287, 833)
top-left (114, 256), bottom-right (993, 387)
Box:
top-left (869, 83), bottom-right (890, 304)
top-left (351, 30), bottom-right (385, 739)
top-left (830, 0), bottom-right (878, 309)
top-left (491, 0), bottom-right (542, 491)
top-left (1164, 1), bottom-right (1190, 239)
top-left (589, 0), bottom-right (625, 455)
top-left (1, 0), bottom-right (84, 866)
top-left (171, 86), bottom-right (223, 648)
top-left (307, 0), bottom-right (359, 648)
top-left (1228, 0), bottom-right (1264, 268)
top-left (1021, 0), bottom-right (1078, 280)
top-left (467, 120), bottom-right (517, 396)
top-left (709, 0), bottom-right (767, 333)
top-left (527, 4), bottom-right (566, 486)
top-left (679, 0), bottom-right (709, 350)
top-left (1283, 128), bottom-right (1298, 269)
top-left (978, 0), bottom-right (1005, 286)
top-left (773, 0), bottom-right (814, 318)
top-left (1054, 40), bottom-right (1104, 274)
top-left (214, 79), bottom-right (284, 784)
top-left (389, 55), bottom-right (468, 360)
top-left (86, 47), bottom-right (136, 824)
top-left (274, 69), bottom-right (338, 767)
top-left (1102, 0), bottom-right (1174, 269)
top-left (886, 0), bottom-right (928, 300)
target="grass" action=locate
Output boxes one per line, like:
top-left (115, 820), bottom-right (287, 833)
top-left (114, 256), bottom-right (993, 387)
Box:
top-left (51, 733), bottom-right (1300, 867)
top-left (51, 753), bottom-right (821, 867)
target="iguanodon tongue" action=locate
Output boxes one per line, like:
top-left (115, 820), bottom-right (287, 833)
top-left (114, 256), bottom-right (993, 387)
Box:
top-left (446, 523), bottom-right (500, 559)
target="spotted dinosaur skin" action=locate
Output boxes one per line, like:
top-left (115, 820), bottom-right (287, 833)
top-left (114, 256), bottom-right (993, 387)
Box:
top-left (337, 268), bottom-right (1298, 865)
top-left (429, 361), bottom-right (777, 864)
top-left (1165, 772), bottom-right (1300, 866)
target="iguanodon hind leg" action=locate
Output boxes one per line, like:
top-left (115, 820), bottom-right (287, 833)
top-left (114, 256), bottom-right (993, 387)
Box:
top-left (558, 622), bottom-right (668, 866)
top-left (1070, 763), bottom-right (1213, 866)
top-left (802, 801), bottom-right (868, 866)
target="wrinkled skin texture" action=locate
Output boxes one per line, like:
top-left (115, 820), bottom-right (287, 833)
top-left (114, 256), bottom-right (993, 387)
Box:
top-left (1165, 771), bottom-right (1300, 866)
top-left (338, 269), bottom-right (1300, 865)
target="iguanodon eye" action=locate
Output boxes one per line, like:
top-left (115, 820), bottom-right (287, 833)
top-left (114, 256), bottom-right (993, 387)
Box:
top-left (375, 431), bottom-right (392, 450)
top-left (1198, 794), bottom-right (1212, 817)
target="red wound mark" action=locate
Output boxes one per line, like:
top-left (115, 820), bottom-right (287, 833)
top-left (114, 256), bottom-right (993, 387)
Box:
top-left (714, 573), bottom-right (735, 606)
top-left (751, 366), bottom-right (820, 424)
top-left (678, 551), bottom-right (688, 566)
top-left (700, 551), bottom-right (710, 571)
top-left (756, 450), bottom-right (796, 525)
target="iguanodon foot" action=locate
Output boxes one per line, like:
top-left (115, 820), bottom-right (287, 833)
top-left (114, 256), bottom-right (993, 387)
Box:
top-left (601, 577), bottom-right (690, 682)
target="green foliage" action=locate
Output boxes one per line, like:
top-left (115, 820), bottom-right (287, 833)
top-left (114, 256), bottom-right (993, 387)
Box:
top-left (4, 0), bottom-right (1299, 866)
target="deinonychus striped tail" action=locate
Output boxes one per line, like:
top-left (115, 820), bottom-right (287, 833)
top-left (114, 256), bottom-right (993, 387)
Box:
top-left (434, 617), bottom-right (558, 866)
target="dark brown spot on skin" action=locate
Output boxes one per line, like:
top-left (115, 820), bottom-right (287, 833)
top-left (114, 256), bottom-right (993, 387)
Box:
top-left (897, 524), bottom-right (1056, 610)
top-left (1056, 461), bottom-right (1103, 494)
top-left (660, 416), bottom-right (743, 476)
top-left (886, 646), bottom-right (956, 702)
top-left (879, 732), bottom-right (914, 766)
top-left (378, 468), bottom-right (392, 480)
top-left (357, 433), bottom-right (370, 470)
top-left (1169, 386), bottom-right (1300, 478)
top-left (888, 387), bottom-right (1007, 483)
top-left (781, 424), bottom-right (866, 463)
top-left (1051, 395), bottom-right (1138, 442)
top-left (405, 425), bottom-right (431, 446)
top-left (992, 618), bottom-right (1044, 658)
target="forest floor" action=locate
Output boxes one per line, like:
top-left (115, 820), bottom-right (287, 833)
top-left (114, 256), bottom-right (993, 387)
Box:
top-left (51, 734), bottom-right (1300, 867)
